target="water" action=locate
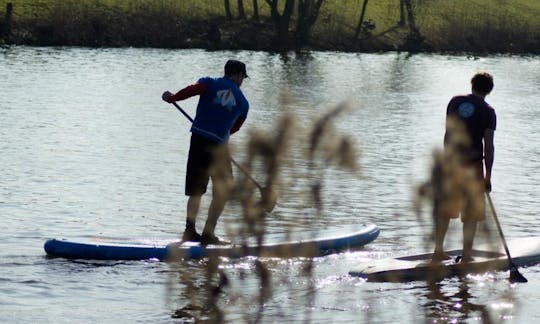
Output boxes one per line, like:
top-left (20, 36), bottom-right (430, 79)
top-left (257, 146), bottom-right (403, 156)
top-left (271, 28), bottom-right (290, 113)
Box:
top-left (1, 46), bottom-right (539, 323)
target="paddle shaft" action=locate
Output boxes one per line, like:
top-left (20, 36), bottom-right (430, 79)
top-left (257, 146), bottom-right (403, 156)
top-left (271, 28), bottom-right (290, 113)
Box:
top-left (486, 192), bottom-right (528, 283)
top-left (170, 101), bottom-right (265, 192)
top-left (486, 193), bottom-right (514, 260)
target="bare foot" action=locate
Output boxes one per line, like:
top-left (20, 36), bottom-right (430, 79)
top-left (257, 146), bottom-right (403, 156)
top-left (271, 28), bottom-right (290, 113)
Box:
top-left (431, 252), bottom-right (452, 262)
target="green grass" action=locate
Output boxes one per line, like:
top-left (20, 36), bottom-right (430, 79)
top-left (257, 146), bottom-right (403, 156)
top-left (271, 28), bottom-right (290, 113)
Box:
top-left (3, 0), bottom-right (539, 30)
top-left (413, 0), bottom-right (540, 51)
top-left (1, 0), bottom-right (539, 52)
top-left (0, 0), bottom-right (262, 19)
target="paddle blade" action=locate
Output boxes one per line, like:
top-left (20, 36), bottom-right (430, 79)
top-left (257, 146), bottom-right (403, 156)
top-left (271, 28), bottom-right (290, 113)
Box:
top-left (509, 265), bottom-right (528, 283)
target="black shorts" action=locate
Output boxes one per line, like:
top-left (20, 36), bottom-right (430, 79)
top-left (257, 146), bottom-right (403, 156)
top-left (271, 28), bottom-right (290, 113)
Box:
top-left (185, 133), bottom-right (232, 196)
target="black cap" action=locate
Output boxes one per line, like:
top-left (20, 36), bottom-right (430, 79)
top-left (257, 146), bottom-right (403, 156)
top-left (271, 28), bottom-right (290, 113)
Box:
top-left (224, 59), bottom-right (248, 78)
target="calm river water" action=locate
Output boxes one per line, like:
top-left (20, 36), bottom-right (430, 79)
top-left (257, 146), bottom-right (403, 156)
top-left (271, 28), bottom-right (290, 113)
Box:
top-left (1, 46), bottom-right (539, 323)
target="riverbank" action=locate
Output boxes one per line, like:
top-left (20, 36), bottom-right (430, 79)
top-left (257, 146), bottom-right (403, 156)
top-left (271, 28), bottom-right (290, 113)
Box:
top-left (1, 1), bottom-right (539, 54)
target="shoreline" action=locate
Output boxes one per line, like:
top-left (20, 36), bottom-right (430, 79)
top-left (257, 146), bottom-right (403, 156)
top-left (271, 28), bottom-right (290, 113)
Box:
top-left (2, 18), bottom-right (539, 56)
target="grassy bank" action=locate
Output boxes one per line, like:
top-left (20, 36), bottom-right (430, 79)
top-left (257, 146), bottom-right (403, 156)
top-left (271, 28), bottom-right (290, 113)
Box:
top-left (1, 0), bottom-right (539, 53)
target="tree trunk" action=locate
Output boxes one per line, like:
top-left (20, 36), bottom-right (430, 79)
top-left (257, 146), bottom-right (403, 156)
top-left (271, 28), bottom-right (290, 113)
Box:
top-left (354, 0), bottom-right (369, 39)
top-left (402, 0), bottom-right (423, 50)
top-left (252, 0), bottom-right (259, 21)
top-left (224, 0), bottom-right (232, 20)
top-left (403, 0), bottom-right (419, 34)
top-left (399, 0), bottom-right (405, 26)
top-left (237, 0), bottom-right (246, 19)
top-left (1, 3), bottom-right (13, 37)
top-left (296, 0), bottom-right (324, 46)
top-left (266, 0), bottom-right (296, 49)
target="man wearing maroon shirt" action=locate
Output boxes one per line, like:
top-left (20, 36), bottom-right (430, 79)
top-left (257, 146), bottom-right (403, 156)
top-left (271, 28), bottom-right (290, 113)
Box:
top-left (432, 72), bottom-right (496, 263)
top-left (162, 60), bottom-right (249, 245)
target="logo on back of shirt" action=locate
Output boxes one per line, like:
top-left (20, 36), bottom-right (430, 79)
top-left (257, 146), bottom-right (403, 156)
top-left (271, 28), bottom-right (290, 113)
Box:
top-left (214, 89), bottom-right (237, 111)
top-left (458, 102), bottom-right (476, 118)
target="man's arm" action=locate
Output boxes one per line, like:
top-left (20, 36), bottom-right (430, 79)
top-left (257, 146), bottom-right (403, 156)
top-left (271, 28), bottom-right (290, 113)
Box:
top-left (162, 83), bottom-right (207, 103)
top-left (484, 128), bottom-right (495, 192)
top-left (230, 117), bottom-right (245, 134)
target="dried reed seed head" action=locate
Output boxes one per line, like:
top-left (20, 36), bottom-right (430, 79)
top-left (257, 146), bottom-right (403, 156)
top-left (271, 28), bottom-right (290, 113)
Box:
top-left (208, 146), bottom-right (234, 201)
top-left (272, 114), bottom-right (295, 161)
top-left (336, 136), bottom-right (360, 171)
top-left (248, 114), bottom-right (294, 160)
top-left (309, 103), bottom-right (348, 156)
top-left (309, 103), bottom-right (355, 167)
top-left (444, 116), bottom-right (472, 160)
top-left (311, 182), bottom-right (322, 210)
top-left (302, 259), bottom-right (314, 274)
top-left (248, 131), bottom-right (276, 158)
top-left (242, 200), bottom-right (265, 223)
top-left (418, 123), bottom-right (486, 225)
top-left (238, 114), bottom-right (295, 214)
top-left (279, 91), bottom-right (296, 107)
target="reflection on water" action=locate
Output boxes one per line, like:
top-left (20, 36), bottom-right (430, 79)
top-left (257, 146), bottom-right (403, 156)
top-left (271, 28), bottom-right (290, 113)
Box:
top-left (1, 46), bottom-right (539, 322)
top-left (424, 278), bottom-right (496, 322)
top-left (421, 274), bottom-right (529, 323)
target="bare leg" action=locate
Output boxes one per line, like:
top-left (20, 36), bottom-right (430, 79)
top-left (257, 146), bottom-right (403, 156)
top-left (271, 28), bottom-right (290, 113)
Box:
top-left (202, 147), bottom-right (232, 240)
top-left (180, 195), bottom-right (203, 242)
top-left (433, 216), bottom-right (450, 260)
top-left (202, 186), bottom-right (227, 237)
top-left (462, 220), bottom-right (477, 262)
top-left (186, 195), bottom-right (202, 228)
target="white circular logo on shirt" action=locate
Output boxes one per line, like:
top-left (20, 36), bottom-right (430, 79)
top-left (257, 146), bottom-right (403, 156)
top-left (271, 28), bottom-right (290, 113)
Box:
top-left (215, 89), bottom-right (237, 111)
top-left (458, 102), bottom-right (476, 118)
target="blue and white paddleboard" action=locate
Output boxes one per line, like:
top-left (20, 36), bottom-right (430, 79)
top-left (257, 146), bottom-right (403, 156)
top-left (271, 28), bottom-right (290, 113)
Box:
top-left (44, 223), bottom-right (379, 261)
top-left (349, 236), bottom-right (540, 282)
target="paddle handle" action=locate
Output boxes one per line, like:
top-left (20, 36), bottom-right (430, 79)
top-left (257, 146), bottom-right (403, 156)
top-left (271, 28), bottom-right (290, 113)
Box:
top-left (172, 101), bottom-right (194, 123)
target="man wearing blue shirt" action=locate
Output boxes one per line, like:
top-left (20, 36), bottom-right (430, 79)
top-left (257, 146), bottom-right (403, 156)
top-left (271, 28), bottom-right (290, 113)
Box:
top-left (162, 60), bottom-right (249, 245)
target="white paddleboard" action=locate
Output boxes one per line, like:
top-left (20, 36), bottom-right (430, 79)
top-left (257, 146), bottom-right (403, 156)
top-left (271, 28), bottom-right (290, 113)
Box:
top-left (349, 236), bottom-right (540, 282)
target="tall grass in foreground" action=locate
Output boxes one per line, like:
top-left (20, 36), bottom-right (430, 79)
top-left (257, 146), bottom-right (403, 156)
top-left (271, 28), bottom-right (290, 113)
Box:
top-left (167, 99), bottom-right (361, 322)
top-left (165, 97), bottom-right (512, 322)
